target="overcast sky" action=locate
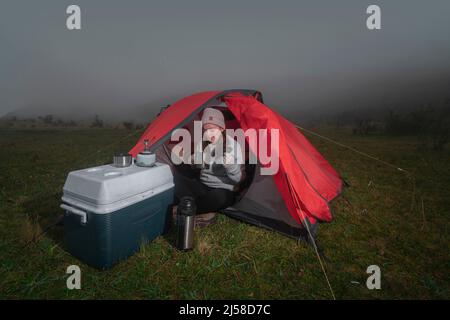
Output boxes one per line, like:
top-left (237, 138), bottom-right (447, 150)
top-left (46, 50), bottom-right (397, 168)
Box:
top-left (1, 0), bottom-right (449, 118)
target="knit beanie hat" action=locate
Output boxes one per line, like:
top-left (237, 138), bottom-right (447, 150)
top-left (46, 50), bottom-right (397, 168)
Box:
top-left (201, 107), bottom-right (225, 129)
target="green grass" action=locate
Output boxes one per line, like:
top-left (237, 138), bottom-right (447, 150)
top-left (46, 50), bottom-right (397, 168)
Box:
top-left (0, 127), bottom-right (448, 299)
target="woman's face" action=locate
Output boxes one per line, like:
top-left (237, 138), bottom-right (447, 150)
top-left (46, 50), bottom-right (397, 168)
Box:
top-left (203, 123), bottom-right (224, 144)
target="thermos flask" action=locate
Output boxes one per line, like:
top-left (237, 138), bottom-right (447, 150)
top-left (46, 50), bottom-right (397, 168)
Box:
top-left (175, 196), bottom-right (196, 251)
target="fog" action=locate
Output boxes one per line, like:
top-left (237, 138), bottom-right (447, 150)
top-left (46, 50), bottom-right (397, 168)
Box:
top-left (1, 0), bottom-right (449, 121)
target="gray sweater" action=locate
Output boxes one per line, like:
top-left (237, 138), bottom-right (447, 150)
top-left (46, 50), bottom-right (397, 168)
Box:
top-left (199, 135), bottom-right (245, 191)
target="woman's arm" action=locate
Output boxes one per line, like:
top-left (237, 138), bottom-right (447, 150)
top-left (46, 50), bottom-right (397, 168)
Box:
top-left (223, 161), bottom-right (243, 184)
top-left (222, 139), bottom-right (244, 184)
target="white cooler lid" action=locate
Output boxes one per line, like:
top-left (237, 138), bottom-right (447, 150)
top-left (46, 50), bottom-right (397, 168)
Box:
top-left (62, 162), bottom-right (174, 207)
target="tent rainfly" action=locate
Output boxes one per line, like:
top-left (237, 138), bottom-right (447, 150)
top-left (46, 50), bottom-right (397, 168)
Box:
top-left (129, 89), bottom-right (343, 240)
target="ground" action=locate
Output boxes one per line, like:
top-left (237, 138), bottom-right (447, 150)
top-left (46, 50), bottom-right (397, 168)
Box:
top-left (0, 127), bottom-right (448, 299)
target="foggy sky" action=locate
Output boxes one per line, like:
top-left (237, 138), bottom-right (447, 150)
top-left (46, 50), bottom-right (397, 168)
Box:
top-left (1, 0), bottom-right (450, 119)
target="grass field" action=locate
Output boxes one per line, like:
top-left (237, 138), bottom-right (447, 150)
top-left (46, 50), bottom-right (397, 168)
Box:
top-left (0, 127), bottom-right (448, 299)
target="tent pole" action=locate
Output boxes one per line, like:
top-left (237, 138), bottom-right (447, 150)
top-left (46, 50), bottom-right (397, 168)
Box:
top-left (285, 173), bottom-right (337, 300)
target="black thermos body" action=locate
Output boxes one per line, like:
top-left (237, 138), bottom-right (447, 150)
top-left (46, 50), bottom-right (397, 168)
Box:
top-left (175, 197), bottom-right (196, 250)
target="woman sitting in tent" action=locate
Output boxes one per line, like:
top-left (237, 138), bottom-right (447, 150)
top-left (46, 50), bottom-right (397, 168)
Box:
top-left (172, 107), bottom-right (245, 227)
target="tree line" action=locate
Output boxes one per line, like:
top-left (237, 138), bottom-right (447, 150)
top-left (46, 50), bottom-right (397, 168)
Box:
top-left (1, 114), bottom-right (145, 130)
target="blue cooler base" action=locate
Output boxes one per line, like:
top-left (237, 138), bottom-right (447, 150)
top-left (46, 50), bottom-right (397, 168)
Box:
top-left (63, 188), bottom-right (173, 269)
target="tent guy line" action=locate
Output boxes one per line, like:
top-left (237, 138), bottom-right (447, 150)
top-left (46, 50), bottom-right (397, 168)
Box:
top-left (295, 124), bottom-right (420, 224)
top-left (295, 125), bottom-right (410, 175)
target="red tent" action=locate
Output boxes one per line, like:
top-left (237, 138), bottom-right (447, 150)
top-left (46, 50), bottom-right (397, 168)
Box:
top-left (130, 89), bottom-right (343, 239)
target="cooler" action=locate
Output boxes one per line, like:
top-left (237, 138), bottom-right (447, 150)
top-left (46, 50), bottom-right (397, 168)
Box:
top-left (60, 162), bottom-right (174, 269)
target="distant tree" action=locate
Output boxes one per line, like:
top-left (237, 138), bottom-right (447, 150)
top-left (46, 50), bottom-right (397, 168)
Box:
top-left (91, 114), bottom-right (104, 128)
top-left (410, 105), bottom-right (434, 147)
top-left (56, 118), bottom-right (64, 126)
top-left (384, 103), bottom-right (449, 150)
top-left (68, 120), bottom-right (78, 127)
top-left (385, 110), bottom-right (412, 135)
top-left (122, 121), bottom-right (134, 130)
top-left (429, 104), bottom-right (450, 151)
top-left (42, 114), bottom-right (54, 124)
top-left (352, 119), bottom-right (378, 135)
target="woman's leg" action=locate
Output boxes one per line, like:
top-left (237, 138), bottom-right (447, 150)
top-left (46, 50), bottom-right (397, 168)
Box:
top-left (196, 188), bottom-right (235, 214)
top-left (173, 172), bottom-right (209, 203)
top-left (173, 173), bottom-right (235, 227)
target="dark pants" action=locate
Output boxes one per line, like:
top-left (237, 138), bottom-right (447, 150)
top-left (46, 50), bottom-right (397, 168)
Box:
top-left (174, 173), bottom-right (236, 214)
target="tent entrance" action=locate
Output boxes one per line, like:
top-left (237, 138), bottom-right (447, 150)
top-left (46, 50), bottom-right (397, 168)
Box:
top-left (152, 106), bottom-right (258, 202)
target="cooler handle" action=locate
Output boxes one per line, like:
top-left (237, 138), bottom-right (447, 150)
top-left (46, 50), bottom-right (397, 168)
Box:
top-left (60, 204), bottom-right (87, 225)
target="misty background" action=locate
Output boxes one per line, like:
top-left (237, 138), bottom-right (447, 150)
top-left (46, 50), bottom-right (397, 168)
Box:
top-left (1, 0), bottom-right (449, 125)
